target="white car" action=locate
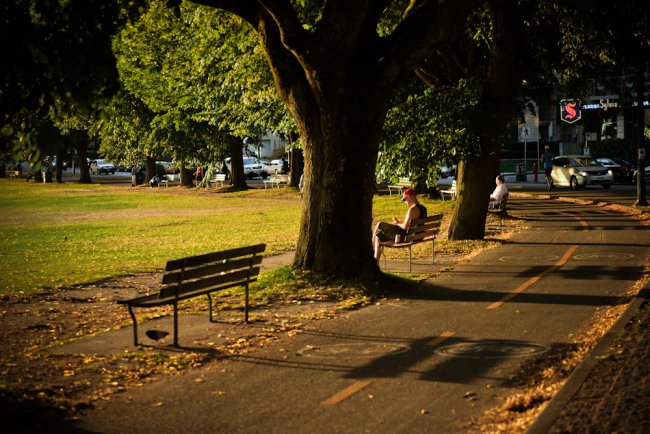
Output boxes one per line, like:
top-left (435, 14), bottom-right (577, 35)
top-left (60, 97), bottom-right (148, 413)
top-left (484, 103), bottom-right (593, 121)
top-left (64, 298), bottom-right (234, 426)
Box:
top-left (551, 155), bottom-right (613, 189)
top-left (225, 157), bottom-right (269, 179)
top-left (90, 159), bottom-right (116, 175)
top-left (265, 159), bottom-right (288, 174)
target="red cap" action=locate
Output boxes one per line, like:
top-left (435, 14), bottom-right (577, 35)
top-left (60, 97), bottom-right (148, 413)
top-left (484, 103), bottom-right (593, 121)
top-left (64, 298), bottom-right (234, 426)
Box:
top-left (401, 188), bottom-right (415, 201)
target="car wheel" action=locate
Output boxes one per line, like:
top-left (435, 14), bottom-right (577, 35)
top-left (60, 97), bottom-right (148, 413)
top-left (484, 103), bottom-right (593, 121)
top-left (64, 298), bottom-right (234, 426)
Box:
top-left (570, 176), bottom-right (579, 190)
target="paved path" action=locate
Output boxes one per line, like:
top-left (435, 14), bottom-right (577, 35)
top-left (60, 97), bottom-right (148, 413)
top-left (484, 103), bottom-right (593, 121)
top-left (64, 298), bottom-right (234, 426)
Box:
top-left (68, 191), bottom-right (649, 433)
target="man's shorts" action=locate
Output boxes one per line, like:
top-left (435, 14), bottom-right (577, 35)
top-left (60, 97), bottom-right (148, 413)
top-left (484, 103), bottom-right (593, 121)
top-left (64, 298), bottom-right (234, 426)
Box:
top-left (544, 167), bottom-right (552, 176)
top-left (375, 221), bottom-right (406, 242)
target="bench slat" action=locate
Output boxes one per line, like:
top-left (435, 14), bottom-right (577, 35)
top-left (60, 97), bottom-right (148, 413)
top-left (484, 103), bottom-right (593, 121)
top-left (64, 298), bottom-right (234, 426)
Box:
top-left (165, 244), bottom-right (265, 271)
top-left (162, 255), bottom-right (263, 284)
top-left (161, 267), bottom-right (261, 298)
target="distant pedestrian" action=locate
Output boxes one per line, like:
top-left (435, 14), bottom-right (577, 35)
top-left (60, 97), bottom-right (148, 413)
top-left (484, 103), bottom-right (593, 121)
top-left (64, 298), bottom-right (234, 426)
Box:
top-left (194, 164), bottom-right (203, 186)
top-left (540, 145), bottom-right (554, 190)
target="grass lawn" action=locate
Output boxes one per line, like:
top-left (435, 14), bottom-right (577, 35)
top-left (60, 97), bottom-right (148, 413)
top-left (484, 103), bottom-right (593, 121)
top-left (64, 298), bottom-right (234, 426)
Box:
top-left (0, 179), bottom-right (468, 296)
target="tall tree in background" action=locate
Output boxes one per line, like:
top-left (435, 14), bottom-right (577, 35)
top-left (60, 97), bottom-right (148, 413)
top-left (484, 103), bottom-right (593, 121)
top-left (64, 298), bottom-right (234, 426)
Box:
top-left (0, 0), bottom-right (140, 171)
top-left (114, 1), bottom-right (292, 188)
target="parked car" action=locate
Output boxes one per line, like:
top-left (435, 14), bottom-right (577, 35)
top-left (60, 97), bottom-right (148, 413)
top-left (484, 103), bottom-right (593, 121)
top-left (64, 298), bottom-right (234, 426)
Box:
top-left (611, 158), bottom-right (636, 183)
top-left (225, 157), bottom-right (269, 179)
top-left (265, 158), bottom-right (289, 174)
top-left (90, 159), bottom-right (116, 175)
top-left (551, 155), bottom-right (613, 189)
top-left (596, 157), bottom-right (635, 183)
top-left (632, 165), bottom-right (650, 184)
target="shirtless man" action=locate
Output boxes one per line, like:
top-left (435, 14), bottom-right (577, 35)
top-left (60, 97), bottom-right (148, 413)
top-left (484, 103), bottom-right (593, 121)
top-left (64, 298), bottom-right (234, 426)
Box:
top-left (372, 188), bottom-right (427, 263)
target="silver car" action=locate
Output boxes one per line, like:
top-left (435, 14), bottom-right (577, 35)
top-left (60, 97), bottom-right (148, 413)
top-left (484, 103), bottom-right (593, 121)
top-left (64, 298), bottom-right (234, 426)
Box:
top-left (551, 155), bottom-right (613, 189)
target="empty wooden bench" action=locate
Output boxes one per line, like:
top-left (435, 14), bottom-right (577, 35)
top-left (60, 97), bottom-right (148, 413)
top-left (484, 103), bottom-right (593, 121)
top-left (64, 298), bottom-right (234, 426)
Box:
top-left (387, 177), bottom-right (411, 195)
top-left (263, 174), bottom-right (289, 189)
top-left (209, 173), bottom-right (227, 188)
top-left (117, 244), bottom-right (266, 346)
top-left (440, 179), bottom-right (456, 200)
top-left (379, 214), bottom-right (443, 272)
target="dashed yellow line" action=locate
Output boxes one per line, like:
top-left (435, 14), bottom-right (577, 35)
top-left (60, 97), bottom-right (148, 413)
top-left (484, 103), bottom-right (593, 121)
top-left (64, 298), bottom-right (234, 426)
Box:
top-left (487, 216), bottom-right (589, 310)
top-left (321, 380), bottom-right (372, 406)
top-left (320, 332), bottom-right (456, 406)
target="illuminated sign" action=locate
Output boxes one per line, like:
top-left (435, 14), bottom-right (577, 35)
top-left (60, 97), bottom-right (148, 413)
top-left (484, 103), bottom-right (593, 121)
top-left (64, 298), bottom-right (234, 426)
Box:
top-left (583, 99), bottom-right (619, 111)
top-left (560, 99), bottom-right (581, 123)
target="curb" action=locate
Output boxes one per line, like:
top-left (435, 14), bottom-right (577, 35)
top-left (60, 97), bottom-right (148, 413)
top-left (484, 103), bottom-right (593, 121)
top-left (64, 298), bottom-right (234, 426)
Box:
top-left (526, 284), bottom-right (650, 434)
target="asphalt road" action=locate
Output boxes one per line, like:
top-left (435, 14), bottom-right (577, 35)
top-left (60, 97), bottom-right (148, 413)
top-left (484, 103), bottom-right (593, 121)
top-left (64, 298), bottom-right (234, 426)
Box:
top-left (68, 185), bottom-right (650, 433)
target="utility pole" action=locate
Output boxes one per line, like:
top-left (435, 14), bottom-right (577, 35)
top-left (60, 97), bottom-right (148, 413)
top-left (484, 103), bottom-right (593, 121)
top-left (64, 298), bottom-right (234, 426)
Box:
top-left (634, 60), bottom-right (647, 207)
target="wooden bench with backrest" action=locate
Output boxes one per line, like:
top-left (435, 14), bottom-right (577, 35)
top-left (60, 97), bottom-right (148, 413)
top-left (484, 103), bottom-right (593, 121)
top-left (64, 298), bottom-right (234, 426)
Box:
top-left (6, 170), bottom-right (21, 178)
top-left (263, 174), bottom-right (289, 189)
top-left (387, 177), bottom-right (411, 195)
top-left (440, 179), bottom-right (456, 200)
top-left (209, 173), bottom-right (227, 188)
top-left (117, 244), bottom-right (266, 347)
top-left (488, 192), bottom-right (509, 217)
top-left (379, 214), bottom-right (443, 272)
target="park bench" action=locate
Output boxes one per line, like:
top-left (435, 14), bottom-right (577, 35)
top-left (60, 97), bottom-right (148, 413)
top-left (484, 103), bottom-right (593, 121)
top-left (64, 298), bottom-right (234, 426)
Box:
top-left (439, 179), bottom-right (456, 201)
top-left (117, 244), bottom-right (266, 347)
top-left (379, 214), bottom-right (443, 272)
top-left (6, 170), bottom-right (21, 178)
top-left (387, 177), bottom-right (411, 195)
top-left (158, 173), bottom-right (175, 187)
top-left (263, 174), bottom-right (289, 189)
top-left (488, 192), bottom-right (509, 218)
top-left (209, 173), bottom-right (227, 188)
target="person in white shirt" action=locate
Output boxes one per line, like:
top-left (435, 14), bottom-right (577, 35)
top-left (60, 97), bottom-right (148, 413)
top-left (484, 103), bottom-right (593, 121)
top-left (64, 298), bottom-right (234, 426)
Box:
top-left (489, 175), bottom-right (508, 208)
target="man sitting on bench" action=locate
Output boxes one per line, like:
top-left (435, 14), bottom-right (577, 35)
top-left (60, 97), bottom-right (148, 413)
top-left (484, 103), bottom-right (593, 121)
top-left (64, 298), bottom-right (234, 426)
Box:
top-left (489, 175), bottom-right (508, 209)
top-left (372, 188), bottom-right (427, 264)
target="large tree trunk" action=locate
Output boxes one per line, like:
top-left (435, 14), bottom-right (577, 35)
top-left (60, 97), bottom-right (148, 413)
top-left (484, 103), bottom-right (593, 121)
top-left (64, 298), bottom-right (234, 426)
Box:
top-left (76, 138), bottom-right (91, 184)
top-left (227, 134), bottom-right (247, 189)
top-left (288, 83), bottom-right (390, 277)
top-left (448, 157), bottom-right (499, 239)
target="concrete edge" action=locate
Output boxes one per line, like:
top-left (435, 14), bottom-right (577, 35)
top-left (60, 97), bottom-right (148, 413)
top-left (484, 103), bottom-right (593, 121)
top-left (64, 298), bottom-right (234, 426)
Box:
top-left (525, 284), bottom-right (650, 434)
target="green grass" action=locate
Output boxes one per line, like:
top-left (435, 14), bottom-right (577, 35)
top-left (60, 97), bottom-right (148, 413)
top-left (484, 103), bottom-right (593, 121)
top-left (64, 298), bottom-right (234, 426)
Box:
top-left (0, 180), bottom-right (301, 295)
top-left (0, 180), bottom-right (472, 297)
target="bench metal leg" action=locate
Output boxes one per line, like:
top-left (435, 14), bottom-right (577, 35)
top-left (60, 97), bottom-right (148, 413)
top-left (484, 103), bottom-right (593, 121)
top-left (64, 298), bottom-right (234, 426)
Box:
top-left (408, 246), bottom-right (412, 272)
top-left (173, 301), bottom-right (179, 347)
top-left (127, 306), bottom-right (139, 346)
top-left (207, 293), bottom-right (215, 322)
top-left (244, 282), bottom-right (249, 323)
top-left (431, 239), bottom-right (435, 264)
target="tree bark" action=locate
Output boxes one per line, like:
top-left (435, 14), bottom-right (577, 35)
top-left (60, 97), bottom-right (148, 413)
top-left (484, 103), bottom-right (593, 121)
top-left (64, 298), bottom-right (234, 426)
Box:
top-left (227, 134), bottom-right (248, 189)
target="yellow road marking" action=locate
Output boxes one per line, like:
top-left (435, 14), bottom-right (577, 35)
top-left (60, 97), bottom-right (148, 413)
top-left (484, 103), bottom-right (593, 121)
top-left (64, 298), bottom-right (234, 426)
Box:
top-left (487, 217), bottom-right (589, 310)
top-left (487, 245), bottom-right (578, 310)
top-left (487, 215), bottom-right (589, 310)
top-left (426, 330), bottom-right (456, 346)
top-left (321, 380), bottom-right (372, 406)
top-left (321, 332), bottom-right (455, 406)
